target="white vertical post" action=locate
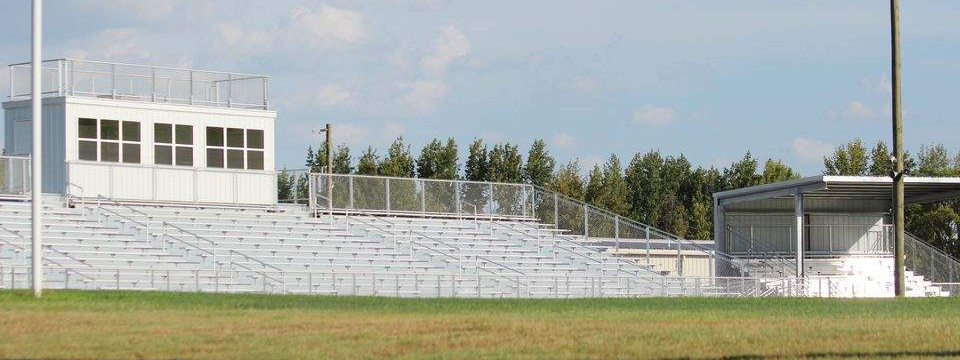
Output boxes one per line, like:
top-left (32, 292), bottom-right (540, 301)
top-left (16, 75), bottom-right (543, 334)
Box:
top-left (31, 0), bottom-right (44, 298)
top-left (795, 190), bottom-right (804, 278)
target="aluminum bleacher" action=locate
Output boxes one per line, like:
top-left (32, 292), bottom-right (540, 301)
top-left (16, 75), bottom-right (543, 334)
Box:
top-left (0, 197), bottom-right (781, 297)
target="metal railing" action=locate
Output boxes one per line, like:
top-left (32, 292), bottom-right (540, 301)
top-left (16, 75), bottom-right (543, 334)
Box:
top-left (905, 232), bottom-right (960, 288)
top-left (725, 225), bottom-right (799, 277)
top-left (309, 173), bottom-right (535, 219)
top-left (277, 169), bottom-right (311, 204)
top-left (306, 173), bottom-right (755, 278)
top-left (78, 194), bottom-right (285, 289)
top-left (530, 187), bottom-right (745, 278)
top-left (724, 224), bottom-right (893, 256)
top-left (9, 59), bottom-right (269, 110)
top-left (0, 264), bottom-right (855, 298)
top-left (0, 156), bottom-right (30, 198)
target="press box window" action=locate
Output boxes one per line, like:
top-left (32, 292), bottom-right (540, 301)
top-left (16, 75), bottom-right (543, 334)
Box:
top-left (155, 123), bottom-right (193, 166)
top-left (206, 127), bottom-right (265, 170)
top-left (78, 118), bottom-right (140, 163)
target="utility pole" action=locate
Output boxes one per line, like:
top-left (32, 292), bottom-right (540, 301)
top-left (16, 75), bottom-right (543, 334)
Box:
top-left (31, 0), bottom-right (44, 298)
top-left (313, 124), bottom-right (333, 215)
top-left (325, 123), bottom-right (333, 215)
top-left (890, 0), bottom-right (906, 297)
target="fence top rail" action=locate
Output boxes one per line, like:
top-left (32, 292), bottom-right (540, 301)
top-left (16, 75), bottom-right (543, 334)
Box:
top-left (309, 172), bottom-right (536, 188)
top-left (9, 58), bottom-right (269, 79)
top-left (0, 155), bottom-right (30, 161)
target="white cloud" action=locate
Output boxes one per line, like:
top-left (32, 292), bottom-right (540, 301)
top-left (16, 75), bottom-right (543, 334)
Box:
top-left (580, 156), bottom-right (604, 173)
top-left (83, 0), bottom-right (180, 22)
top-left (401, 80), bottom-right (446, 114)
top-left (215, 21), bottom-right (275, 56)
top-left (791, 137), bottom-right (834, 162)
top-left (551, 133), bottom-right (576, 150)
top-left (632, 104), bottom-right (677, 126)
top-left (284, 5), bottom-right (366, 48)
top-left (314, 85), bottom-right (354, 107)
top-left (419, 26), bottom-right (470, 78)
top-left (839, 100), bottom-right (876, 119)
top-left (859, 73), bottom-right (892, 96)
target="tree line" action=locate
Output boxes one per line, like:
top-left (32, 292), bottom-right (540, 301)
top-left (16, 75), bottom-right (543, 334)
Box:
top-left (278, 136), bottom-right (960, 258)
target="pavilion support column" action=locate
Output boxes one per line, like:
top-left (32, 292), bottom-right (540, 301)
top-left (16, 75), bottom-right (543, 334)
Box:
top-left (794, 190), bottom-right (804, 278)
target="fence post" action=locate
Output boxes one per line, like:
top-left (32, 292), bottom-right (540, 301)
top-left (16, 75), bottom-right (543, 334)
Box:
top-left (553, 193), bottom-right (559, 228)
top-left (488, 183), bottom-right (494, 216)
top-left (349, 176), bottom-right (355, 209)
top-left (583, 204), bottom-right (589, 240)
top-left (455, 183), bottom-right (461, 215)
top-left (420, 179), bottom-right (426, 214)
top-left (307, 174), bottom-right (314, 212)
top-left (386, 179), bottom-right (391, 212)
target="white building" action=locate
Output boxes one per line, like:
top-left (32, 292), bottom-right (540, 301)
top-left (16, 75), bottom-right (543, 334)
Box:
top-left (3, 59), bottom-right (277, 205)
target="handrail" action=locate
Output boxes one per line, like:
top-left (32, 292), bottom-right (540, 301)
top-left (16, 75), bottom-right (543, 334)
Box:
top-left (0, 247), bottom-right (98, 282)
top-left (231, 261), bottom-right (283, 284)
top-left (373, 216), bottom-right (527, 276)
top-left (346, 214), bottom-right (527, 286)
top-left (229, 249), bottom-right (284, 273)
top-left (724, 225), bottom-right (797, 277)
top-left (497, 221), bottom-right (663, 289)
top-left (0, 226), bottom-right (95, 270)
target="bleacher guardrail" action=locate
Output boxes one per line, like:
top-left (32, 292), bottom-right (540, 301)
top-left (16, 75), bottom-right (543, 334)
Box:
top-left (0, 156), bottom-right (30, 199)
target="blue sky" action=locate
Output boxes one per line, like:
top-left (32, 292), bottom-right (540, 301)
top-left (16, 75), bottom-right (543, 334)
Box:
top-left (1, 0), bottom-right (958, 175)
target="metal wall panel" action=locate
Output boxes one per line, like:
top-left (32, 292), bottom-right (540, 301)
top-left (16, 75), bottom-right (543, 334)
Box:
top-left (3, 97), bottom-right (67, 194)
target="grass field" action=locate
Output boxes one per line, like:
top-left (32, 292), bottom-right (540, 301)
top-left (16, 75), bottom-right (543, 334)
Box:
top-left (2, 290), bottom-right (960, 360)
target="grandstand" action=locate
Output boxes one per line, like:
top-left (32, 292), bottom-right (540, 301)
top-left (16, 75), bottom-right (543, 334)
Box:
top-left (2, 59), bottom-right (958, 298)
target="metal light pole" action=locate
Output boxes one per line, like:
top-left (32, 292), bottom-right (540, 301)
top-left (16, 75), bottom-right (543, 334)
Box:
top-left (31, 0), bottom-right (44, 298)
top-left (890, 0), bottom-right (906, 298)
top-left (313, 124), bottom-right (333, 215)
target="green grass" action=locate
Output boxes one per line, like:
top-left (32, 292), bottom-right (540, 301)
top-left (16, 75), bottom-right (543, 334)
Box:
top-left (2, 290), bottom-right (960, 360)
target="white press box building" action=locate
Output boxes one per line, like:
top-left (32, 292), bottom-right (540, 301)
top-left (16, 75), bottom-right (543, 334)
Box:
top-left (4, 59), bottom-right (276, 205)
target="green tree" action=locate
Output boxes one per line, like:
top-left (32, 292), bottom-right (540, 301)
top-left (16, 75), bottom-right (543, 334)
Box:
top-left (524, 139), bottom-right (556, 187)
top-left (378, 137), bottom-right (415, 177)
top-left (332, 144), bottom-right (353, 174)
top-left (488, 143), bottom-right (524, 214)
top-left (276, 169), bottom-right (294, 201)
top-left (596, 155), bottom-right (629, 215)
top-left (823, 139), bottom-right (869, 176)
top-left (762, 159), bottom-right (799, 183)
top-left (916, 144), bottom-right (955, 177)
top-left (688, 200), bottom-right (713, 240)
top-left (548, 160), bottom-right (585, 200)
top-left (584, 164), bottom-right (604, 205)
top-left (355, 147), bottom-right (379, 175)
top-left (625, 151), bottom-right (665, 227)
top-left (464, 139), bottom-right (489, 182)
top-left (547, 160), bottom-right (586, 234)
top-left (416, 138), bottom-right (459, 180)
top-left (723, 152), bottom-right (761, 189)
top-left (869, 140), bottom-right (893, 176)
top-left (488, 143), bottom-right (523, 183)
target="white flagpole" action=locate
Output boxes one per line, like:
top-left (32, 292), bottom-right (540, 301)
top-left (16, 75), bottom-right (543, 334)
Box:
top-left (31, 0), bottom-right (44, 298)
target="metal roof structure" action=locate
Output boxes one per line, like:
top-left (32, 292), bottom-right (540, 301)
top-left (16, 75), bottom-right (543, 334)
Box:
top-left (714, 175), bottom-right (960, 206)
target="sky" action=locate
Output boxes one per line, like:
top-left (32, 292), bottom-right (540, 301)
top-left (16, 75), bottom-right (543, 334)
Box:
top-left (1, 0), bottom-right (958, 175)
